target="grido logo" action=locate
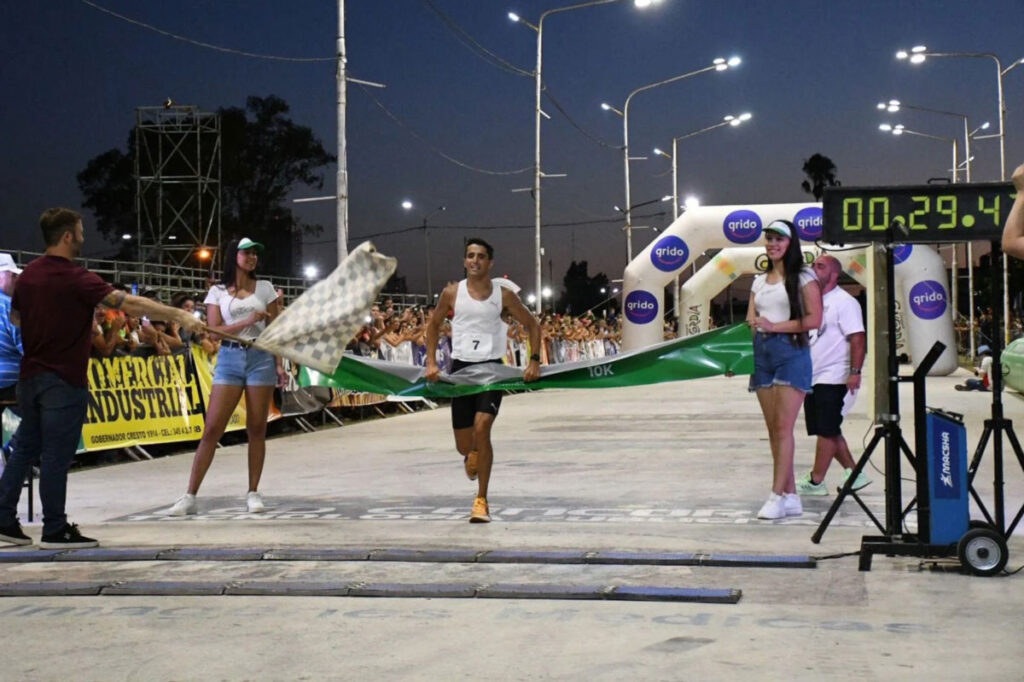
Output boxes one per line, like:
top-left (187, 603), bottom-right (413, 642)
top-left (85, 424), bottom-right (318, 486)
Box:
top-left (650, 235), bottom-right (689, 272)
top-left (908, 280), bottom-right (947, 320)
top-left (892, 244), bottom-right (913, 265)
top-left (624, 290), bottom-right (659, 324)
top-left (793, 207), bottom-right (823, 240)
top-left (723, 209), bottom-right (762, 244)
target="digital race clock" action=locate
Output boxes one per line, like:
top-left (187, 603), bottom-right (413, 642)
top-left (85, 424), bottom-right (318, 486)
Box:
top-left (821, 182), bottom-right (1016, 244)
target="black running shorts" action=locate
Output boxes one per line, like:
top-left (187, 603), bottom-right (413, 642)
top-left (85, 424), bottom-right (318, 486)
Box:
top-left (804, 383), bottom-right (847, 437)
top-left (450, 358), bottom-right (503, 430)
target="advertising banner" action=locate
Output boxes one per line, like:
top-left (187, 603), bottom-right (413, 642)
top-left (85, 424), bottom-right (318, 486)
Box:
top-left (83, 349), bottom-right (208, 450)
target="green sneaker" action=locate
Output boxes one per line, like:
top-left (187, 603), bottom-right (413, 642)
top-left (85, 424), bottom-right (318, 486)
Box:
top-left (796, 471), bottom-right (828, 496)
top-left (842, 467), bottom-right (872, 492)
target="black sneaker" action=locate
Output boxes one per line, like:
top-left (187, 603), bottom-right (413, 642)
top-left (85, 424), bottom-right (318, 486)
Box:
top-left (0, 521), bottom-right (32, 546)
top-left (39, 523), bottom-right (98, 549)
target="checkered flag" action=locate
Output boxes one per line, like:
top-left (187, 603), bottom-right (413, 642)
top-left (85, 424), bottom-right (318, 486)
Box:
top-left (253, 241), bottom-right (396, 373)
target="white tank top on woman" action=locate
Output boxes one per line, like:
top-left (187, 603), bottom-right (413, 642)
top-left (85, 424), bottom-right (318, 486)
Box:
top-left (751, 267), bottom-right (816, 325)
top-left (451, 279), bottom-right (507, 362)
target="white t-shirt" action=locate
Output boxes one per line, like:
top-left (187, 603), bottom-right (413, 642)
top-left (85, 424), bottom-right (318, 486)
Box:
top-left (809, 286), bottom-right (865, 385)
top-left (979, 355), bottom-right (993, 386)
top-left (751, 267), bottom-right (816, 325)
top-left (204, 280), bottom-right (277, 340)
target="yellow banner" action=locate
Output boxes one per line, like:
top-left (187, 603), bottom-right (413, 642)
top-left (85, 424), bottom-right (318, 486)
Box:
top-left (82, 347), bottom-right (259, 451)
top-left (83, 349), bottom-right (205, 450)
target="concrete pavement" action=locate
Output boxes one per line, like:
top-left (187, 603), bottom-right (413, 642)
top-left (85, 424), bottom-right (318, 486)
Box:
top-left (1, 366), bottom-right (1022, 681)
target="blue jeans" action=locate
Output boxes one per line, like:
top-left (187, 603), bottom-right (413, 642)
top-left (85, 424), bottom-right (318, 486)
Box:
top-left (0, 372), bottom-right (88, 535)
top-left (748, 331), bottom-right (813, 393)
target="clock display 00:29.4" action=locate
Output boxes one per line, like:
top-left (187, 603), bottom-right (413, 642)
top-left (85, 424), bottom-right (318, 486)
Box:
top-left (821, 183), bottom-right (1016, 243)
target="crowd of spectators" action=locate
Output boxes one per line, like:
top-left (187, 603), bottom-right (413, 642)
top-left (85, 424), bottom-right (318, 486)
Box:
top-left (83, 284), bottom-right (1024, 368)
top-left (952, 307), bottom-right (1024, 356)
top-left (89, 285), bottom-right (219, 359)
top-left (347, 297), bottom-right (625, 369)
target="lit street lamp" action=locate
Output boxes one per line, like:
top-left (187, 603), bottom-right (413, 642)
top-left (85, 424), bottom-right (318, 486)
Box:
top-left (653, 112), bottom-right (751, 222)
top-left (878, 123), bottom-right (958, 179)
top-left (509, 0), bottom-right (664, 313)
top-left (602, 56), bottom-right (742, 262)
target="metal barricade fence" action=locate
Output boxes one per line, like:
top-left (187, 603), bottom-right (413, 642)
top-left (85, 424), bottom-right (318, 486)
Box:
top-left (1, 249), bottom-right (431, 309)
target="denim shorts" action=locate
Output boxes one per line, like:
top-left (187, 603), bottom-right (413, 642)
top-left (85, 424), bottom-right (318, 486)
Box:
top-left (748, 332), bottom-right (812, 393)
top-left (212, 344), bottom-right (277, 387)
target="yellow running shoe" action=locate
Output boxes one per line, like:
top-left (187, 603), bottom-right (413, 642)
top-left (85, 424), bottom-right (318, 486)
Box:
top-left (469, 496), bottom-right (490, 523)
top-left (464, 450), bottom-right (478, 481)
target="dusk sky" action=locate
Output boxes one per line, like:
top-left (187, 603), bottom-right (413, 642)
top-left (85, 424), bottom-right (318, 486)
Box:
top-left (2, 0), bottom-right (1023, 294)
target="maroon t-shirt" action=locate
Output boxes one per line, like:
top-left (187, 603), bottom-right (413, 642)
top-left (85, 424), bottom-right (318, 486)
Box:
top-left (12, 255), bottom-right (114, 387)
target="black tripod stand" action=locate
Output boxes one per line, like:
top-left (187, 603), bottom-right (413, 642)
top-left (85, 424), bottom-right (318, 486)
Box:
top-left (966, 241), bottom-right (1024, 538)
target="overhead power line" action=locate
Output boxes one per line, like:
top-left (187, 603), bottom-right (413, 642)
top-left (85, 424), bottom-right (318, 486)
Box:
top-left (78, 0), bottom-right (335, 62)
top-left (302, 210), bottom-right (669, 245)
top-left (420, 0), bottom-right (621, 152)
top-left (542, 89), bottom-right (622, 150)
top-left (421, 0), bottom-right (533, 78)
top-left (357, 83), bottom-right (532, 176)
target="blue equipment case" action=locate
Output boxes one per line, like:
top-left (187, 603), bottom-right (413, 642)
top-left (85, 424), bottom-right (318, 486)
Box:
top-left (925, 409), bottom-right (969, 545)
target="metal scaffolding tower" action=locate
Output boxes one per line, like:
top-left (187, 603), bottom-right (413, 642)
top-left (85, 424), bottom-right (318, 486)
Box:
top-left (134, 105), bottom-right (221, 277)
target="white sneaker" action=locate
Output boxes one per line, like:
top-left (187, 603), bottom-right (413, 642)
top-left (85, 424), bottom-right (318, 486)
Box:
top-left (246, 491), bottom-right (265, 513)
top-left (167, 493), bottom-right (197, 517)
top-left (784, 493), bottom-right (803, 517)
top-left (757, 492), bottom-right (786, 520)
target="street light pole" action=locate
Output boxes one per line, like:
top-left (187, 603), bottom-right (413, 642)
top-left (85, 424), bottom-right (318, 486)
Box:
top-left (604, 57), bottom-right (740, 262)
top-left (653, 112), bottom-right (751, 319)
top-left (423, 205), bottom-right (445, 299)
top-left (336, 0), bottom-right (348, 264)
top-left (511, 0), bottom-right (622, 314)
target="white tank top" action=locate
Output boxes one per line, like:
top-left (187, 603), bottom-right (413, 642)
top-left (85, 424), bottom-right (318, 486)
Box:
top-left (451, 279), bottom-right (507, 361)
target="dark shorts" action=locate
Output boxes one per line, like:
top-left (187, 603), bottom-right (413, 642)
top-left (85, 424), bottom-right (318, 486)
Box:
top-left (450, 358), bottom-right (503, 430)
top-left (804, 384), bottom-right (847, 437)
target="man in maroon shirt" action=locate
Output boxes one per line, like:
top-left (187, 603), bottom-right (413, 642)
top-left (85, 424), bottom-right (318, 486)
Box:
top-left (0, 208), bottom-right (202, 548)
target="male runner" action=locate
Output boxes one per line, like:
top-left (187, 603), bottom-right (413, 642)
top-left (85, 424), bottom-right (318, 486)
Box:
top-left (425, 238), bottom-right (541, 523)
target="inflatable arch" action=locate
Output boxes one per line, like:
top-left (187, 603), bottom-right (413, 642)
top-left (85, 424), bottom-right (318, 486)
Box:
top-left (620, 203), bottom-right (957, 375)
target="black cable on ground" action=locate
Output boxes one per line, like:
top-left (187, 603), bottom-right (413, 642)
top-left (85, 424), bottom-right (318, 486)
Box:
top-left (810, 550), bottom-right (861, 561)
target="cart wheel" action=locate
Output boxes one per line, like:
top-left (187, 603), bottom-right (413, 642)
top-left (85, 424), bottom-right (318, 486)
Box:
top-left (957, 528), bottom-right (1008, 576)
top-left (968, 520), bottom-right (993, 531)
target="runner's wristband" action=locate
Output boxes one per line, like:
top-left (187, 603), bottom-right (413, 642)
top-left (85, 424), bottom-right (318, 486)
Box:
top-left (530, 354), bottom-right (540, 362)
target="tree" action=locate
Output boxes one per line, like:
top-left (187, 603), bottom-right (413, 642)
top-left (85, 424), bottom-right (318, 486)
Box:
top-left (801, 153), bottom-right (841, 200)
top-left (561, 260), bottom-right (610, 316)
top-left (77, 95), bottom-right (334, 274)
